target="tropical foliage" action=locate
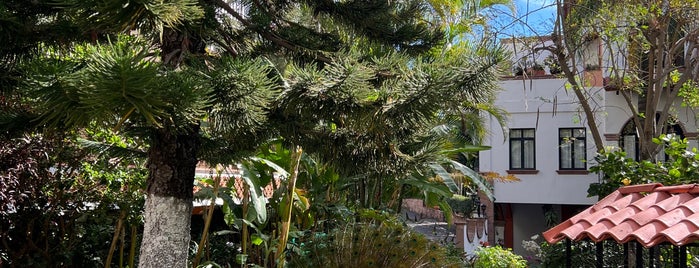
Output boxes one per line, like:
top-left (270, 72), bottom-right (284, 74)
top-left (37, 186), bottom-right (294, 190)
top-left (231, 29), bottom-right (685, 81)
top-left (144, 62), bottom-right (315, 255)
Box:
top-left (1, 0), bottom-right (512, 266)
top-left (0, 131), bottom-right (146, 267)
top-left (289, 210), bottom-right (462, 267)
top-left (471, 245), bottom-right (527, 268)
top-left (588, 134), bottom-right (699, 198)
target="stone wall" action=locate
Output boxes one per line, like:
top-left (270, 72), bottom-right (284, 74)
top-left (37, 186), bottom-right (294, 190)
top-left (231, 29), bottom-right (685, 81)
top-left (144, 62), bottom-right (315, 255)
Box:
top-left (401, 198), bottom-right (444, 221)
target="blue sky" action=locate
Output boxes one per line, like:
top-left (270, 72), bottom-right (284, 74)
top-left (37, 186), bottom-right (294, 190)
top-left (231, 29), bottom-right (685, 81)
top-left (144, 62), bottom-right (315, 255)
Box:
top-left (490, 0), bottom-right (557, 37)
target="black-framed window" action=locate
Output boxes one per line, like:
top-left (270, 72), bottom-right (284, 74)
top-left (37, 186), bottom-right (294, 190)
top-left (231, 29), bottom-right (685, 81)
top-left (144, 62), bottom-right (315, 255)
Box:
top-left (620, 115), bottom-right (684, 161)
top-left (559, 128), bottom-right (587, 170)
top-left (509, 128), bottom-right (535, 170)
top-left (620, 119), bottom-right (639, 161)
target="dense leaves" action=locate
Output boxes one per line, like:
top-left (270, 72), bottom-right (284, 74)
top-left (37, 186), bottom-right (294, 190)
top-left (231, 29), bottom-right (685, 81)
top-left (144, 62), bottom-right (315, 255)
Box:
top-left (0, 132), bottom-right (146, 267)
top-left (551, 0), bottom-right (699, 158)
top-left (2, 0), bottom-right (509, 266)
top-left (589, 134), bottom-right (699, 198)
top-left (289, 210), bottom-right (462, 267)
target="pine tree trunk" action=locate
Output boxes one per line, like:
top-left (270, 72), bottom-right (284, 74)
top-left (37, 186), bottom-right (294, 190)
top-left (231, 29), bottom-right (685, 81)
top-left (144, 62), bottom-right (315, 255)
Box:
top-left (138, 126), bottom-right (200, 268)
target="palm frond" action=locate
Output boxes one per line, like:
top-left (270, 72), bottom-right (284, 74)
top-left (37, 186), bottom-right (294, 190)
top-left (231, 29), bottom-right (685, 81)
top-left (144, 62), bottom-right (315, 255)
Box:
top-left (403, 175), bottom-right (453, 198)
top-left (72, 0), bottom-right (203, 32)
top-left (145, 0), bottom-right (204, 28)
top-left (481, 171), bottom-right (521, 183)
top-left (449, 159), bottom-right (494, 200)
top-left (161, 66), bottom-right (213, 126)
top-left (22, 55), bottom-right (94, 129)
top-left (428, 163), bottom-right (459, 193)
top-left (306, 0), bottom-right (444, 54)
top-left (469, 102), bottom-right (509, 142)
top-left (76, 36), bottom-right (166, 128)
top-left (0, 109), bottom-right (40, 138)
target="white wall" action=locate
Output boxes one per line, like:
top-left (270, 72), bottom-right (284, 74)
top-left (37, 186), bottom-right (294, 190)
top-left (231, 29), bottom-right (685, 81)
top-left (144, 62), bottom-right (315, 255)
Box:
top-left (601, 91), bottom-right (635, 135)
top-left (482, 78), bottom-right (601, 205)
top-left (603, 91), bottom-right (699, 137)
top-left (484, 75), bottom-right (699, 205)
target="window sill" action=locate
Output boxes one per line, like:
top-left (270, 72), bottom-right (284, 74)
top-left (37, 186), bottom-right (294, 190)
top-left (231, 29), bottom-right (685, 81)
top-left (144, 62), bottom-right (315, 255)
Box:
top-left (506, 170), bottom-right (539, 175)
top-left (556, 170), bottom-right (589, 175)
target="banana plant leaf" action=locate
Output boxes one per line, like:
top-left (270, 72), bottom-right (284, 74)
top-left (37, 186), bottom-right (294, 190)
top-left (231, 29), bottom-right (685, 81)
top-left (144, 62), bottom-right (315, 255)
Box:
top-left (251, 156), bottom-right (290, 178)
top-left (428, 163), bottom-right (460, 193)
top-left (449, 160), bottom-right (494, 200)
top-left (403, 175), bottom-right (453, 198)
top-left (239, 161), bottom-right (268, 224)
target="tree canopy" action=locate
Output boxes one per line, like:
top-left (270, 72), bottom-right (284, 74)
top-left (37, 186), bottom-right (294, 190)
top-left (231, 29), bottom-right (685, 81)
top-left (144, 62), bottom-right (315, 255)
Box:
top-left (1, 0), bottom-right (508, 266)
top-left (548, 0), bottom-right (699, 160)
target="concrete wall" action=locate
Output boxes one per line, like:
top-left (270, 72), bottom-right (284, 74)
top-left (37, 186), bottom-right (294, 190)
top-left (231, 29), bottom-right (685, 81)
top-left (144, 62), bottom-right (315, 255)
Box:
top-left (482, 78), bottom-right (601, 205)
top-left (482, 76), bottom-right (699, 205)
top-left (603, 90), bottom-right (699, 148)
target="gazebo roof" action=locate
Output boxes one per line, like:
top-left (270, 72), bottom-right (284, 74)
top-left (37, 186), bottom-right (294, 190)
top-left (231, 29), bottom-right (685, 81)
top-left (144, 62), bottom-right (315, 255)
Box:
top-left (543, 183), bottom-right (699, 247)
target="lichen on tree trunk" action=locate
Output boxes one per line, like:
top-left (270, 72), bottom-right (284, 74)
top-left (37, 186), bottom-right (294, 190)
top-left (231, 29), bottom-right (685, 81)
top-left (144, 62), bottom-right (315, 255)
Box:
top-left (138, 195), bottom-right (192, 267)
top-left (138, 126), bottom-right (200, 268)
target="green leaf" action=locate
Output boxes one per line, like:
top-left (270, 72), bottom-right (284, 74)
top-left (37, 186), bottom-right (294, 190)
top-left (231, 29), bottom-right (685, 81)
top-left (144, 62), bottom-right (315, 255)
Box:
top-left (429, 163), bottom-right (459, 193)
top-left (221, 201), bottom-right (237, 227)
top-left (239, 161), bottom-right (268, 224)
top-left (251, 234), bottom-right (265, 246)
top-left (403, 175), bottom-right (453, 198)
top-left (437, 199), bottom-right (454, 225)
top-left (440, 145), bottom-right (492, 154)
top-left (251, 157), bottom-right (290, 178)
top-left (449, 160), bottom-right (494, 200)
top-left (278, 195), bottom-right (291, 220)
top-left (669, 168), bottom-right (681, 178)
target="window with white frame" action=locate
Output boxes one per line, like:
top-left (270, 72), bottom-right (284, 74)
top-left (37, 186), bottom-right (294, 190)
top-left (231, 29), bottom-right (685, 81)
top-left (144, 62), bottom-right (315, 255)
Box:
top-left (509, 128), bottom-right (535, 170)
top-left (559, 128), bottom-right (587, 170)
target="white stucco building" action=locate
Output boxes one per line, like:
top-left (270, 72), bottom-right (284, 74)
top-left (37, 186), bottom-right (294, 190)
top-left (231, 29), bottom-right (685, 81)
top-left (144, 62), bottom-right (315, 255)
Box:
top-left (482, 37), bottom-right (699, 256)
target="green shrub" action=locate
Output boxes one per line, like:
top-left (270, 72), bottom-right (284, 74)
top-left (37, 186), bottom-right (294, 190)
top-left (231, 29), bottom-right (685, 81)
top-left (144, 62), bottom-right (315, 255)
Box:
top-left (1, 133), bottom-right (146, 267)
top-left (472, 246), bottom-right (527, 268)
top-left (446, 194), bottom-right (474, 217)
top-left (290, 210), bottom-right (462, 267)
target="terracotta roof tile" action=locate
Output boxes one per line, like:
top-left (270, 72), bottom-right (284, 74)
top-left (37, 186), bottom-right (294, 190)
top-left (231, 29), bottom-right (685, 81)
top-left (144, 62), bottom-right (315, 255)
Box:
top-left (604, 207), bottom-right (641, 225)
top-left (606, 221), bottom-right (640, 242)
top-left (654, 193), bottom-right (695, 211)
top-left (617, 183), bottom-right (662, 194)
top-left (581, 219), bottom-right (615, 239)
top-left (678, 194), bottom-right (699, 212)
top-left (543, 183), bottom-right (699, 247)
top-left (192, 164), bottom-right (282, 214)
top-left (629, 191), bottom-right (671, 210)
top-left (660, 221), bottom-right (696, 244)
top-left (628, 206), bottom-right (665, 226)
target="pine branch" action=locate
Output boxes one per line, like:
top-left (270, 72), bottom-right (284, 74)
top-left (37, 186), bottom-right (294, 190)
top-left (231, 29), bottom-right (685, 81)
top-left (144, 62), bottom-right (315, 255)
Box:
top-left (213, 0), bottom-right (332, 63)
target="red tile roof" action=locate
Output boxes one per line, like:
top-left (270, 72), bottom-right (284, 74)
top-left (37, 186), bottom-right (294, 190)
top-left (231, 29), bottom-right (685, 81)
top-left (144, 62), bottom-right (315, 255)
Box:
top-left (543, 183), bottom-right (699, 247)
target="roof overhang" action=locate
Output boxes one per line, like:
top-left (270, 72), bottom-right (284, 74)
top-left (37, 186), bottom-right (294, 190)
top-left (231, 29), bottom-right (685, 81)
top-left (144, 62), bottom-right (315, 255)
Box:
top-left (543, 183), bottom-right (699, 247)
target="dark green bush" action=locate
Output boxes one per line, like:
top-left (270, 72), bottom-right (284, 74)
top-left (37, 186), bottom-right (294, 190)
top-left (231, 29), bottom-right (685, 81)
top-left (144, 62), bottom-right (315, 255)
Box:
top-left (0, 134), bottom-right (145, 267)
top-left (289, 210), bottom-right (462, 267)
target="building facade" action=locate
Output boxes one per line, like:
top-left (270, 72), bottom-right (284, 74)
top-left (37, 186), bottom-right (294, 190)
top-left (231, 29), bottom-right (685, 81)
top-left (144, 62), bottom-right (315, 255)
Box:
top-left (482, 38), bottom-right (699, 255)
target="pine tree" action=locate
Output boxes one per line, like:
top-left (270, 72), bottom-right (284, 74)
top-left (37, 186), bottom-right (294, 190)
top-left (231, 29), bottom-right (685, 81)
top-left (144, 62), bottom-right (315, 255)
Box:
top-left (1, 1), bottom-right (504, 267)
